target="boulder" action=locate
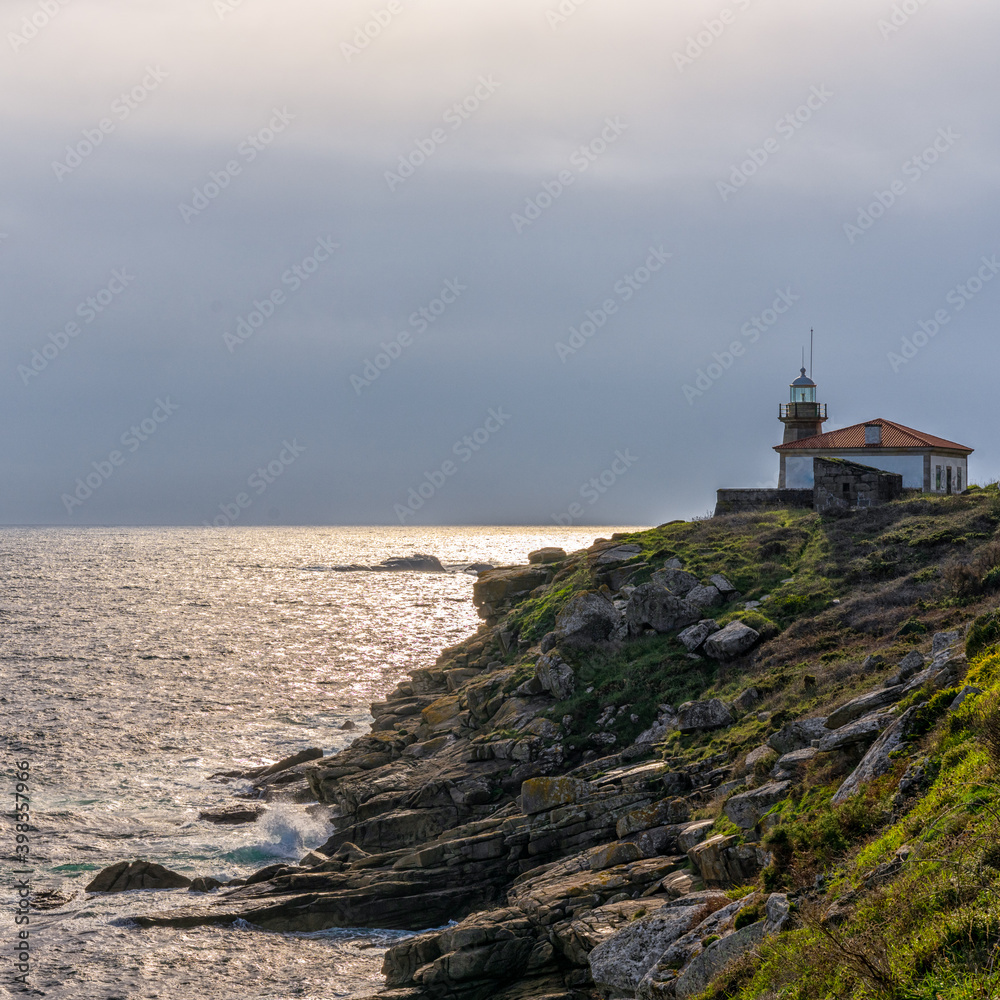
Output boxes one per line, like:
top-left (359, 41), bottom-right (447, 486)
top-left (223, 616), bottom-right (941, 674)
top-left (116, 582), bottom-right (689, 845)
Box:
top-left (768, 717), bottom-right (829, 755)
top-left (86, 861), bottom-right (192, 893)
top-left (816, 710), bottom-right (895, 755)
top-left (594, 544), bottom-right (644, 565)
top-left (825, 686), bottom-right (906, 730)
top-left (932, 631), bottom-right (961, 656)
top-left (723, 781), bottom-right (792, 829)
top-left (534, 653), bottom-right (575, 700)
top-left (650, 568), bottom-right (701, 596)
top-left (743, 745), bottom-right (778, 776)
top-left (552, 592), bottom-right (621, 650)
top-left (897, 650), bottom-right (926, 679)
top-left (677, 619), bottom-right (721, 652)
top-left (676, 699), bottom-right (733, 733)
top-left (634, 704), bottom-right (679, 744)
top-left (832, 706), bottom-right (921, 804)
top-left (587, 841), bottom-right (643, 871)
top-left (688, 835), bottom-right (769, 886)
top-left (770, 748), bottom-right (816, 782)
top-left (709, 574), bottom-right (738, 595)
top-left (520, 776), bottom-right (593, 816)
top-left (626, 584), bottom-right (701, 635)
top-left (589, 893), bottom-right (730, 997)
top-left (703, 621), bottom-right (760, 660)
top-left (685, 585), bottom-right (722, 611)
top-left (951, 685), bottom-right (982, 710)
top-left (198, 804), bottom-right (265, 825)
top-left (677, 819), bottom-right (715, 853)
top-left (378, 554), bottom-right (447, 572)
top-left (616, 798), bottom-right (690, 838)
top-left (733, 687), bottom-right (761, 714)
top-left (473, 565), bottom-right (552, 619)
top-left (528, 547), bottom-right (566, 565)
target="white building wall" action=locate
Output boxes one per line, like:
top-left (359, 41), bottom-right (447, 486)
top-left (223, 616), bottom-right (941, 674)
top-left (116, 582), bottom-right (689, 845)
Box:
top-left (930, 454), bottom-right (969, 493)
top-left (784, 452), bottom-right (924, 489)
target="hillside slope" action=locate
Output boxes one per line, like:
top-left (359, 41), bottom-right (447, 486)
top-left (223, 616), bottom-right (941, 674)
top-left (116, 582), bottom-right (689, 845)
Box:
top-left (137, 490), bottom-right (1000, 1000)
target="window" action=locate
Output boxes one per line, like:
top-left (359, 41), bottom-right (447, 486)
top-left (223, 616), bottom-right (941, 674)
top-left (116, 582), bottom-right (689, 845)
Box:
top-left (842, 482), bottom-right (850, 495)
top-left (936, 466), bottom-right (942, 491)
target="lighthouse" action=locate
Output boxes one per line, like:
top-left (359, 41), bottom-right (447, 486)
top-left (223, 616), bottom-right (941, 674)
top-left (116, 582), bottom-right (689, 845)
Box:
top-left (778, 367), bottom-right (828, 445)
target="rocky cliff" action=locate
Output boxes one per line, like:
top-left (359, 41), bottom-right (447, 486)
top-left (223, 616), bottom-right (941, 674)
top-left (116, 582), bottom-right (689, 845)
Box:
top-left (135, 489), bottom-right (1000, 1000)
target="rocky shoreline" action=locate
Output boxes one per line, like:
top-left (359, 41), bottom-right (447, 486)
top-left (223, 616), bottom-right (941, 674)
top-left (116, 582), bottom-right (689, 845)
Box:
top-left (88, 524), bottom-right (980, 999)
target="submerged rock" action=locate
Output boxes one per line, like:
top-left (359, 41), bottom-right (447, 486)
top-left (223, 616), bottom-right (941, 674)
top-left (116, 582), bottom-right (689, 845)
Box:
top-left (198, 804), bottom-right (265, 825)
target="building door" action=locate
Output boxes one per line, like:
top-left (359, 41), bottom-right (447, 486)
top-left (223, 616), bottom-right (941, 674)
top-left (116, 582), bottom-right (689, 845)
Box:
top-left (946, 467), bottom-right (953, 495)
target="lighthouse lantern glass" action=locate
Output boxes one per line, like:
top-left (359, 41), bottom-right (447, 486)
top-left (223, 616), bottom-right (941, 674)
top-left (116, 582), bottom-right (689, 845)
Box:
top-left (791, 384), bottom-right (816, 404)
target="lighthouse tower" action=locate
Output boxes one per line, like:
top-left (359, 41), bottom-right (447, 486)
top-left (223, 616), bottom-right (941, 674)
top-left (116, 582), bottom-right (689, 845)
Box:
top-left (779, 368), bottom-right (827, 445)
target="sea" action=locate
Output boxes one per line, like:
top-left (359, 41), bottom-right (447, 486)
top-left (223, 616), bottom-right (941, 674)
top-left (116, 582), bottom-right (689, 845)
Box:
top-left (0, 526), bottom-right (638, 1000)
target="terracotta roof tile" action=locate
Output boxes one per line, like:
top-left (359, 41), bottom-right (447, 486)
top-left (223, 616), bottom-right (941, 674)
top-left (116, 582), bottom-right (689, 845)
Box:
top-left (775, 418), bottom-right (973, 453)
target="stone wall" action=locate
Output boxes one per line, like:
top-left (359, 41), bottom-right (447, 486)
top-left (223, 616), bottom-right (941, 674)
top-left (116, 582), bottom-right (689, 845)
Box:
top-left (813, 457), bottom-right (903, 512)
top-left (714, 489), bottom-right (814, 516)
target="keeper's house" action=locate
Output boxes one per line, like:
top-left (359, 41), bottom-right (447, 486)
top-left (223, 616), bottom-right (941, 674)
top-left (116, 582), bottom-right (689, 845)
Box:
top-left (774, 368), bottom-right (973, 495)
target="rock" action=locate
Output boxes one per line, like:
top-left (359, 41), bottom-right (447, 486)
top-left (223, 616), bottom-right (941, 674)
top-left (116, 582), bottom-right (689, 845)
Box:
top-left (862, 653), bottom-right (888, 672)
top-left (671, 917), bottom-right (766, 997)
top-left (770, 748), bottom-right (816, 782)
top-left (473, 566), bottom-right (552, 619)
top-left (743, 745), bottom-right (778, 775)
top-left (464, 562), bottom-right (494, 574)
top-left (709, 574), bottom-right (738, 594)
top-left (723, 781), bottom-right (792, 829)
top-left (520, 776), bottom-right (593, 816)
top-left (897, 650), bottom-right (926, 679)
top-left (616, 798), bottom-right (690, 838)
top-left (816, 711), bottom-right (895, 755)
top-left (625, 585), bottom-right (701, 635)
top-left (825, 686), bottom-right (906, 730)
top-left (932, 631), bottom-right (961, 656)
top-left (588, 841), bottom-right (642, 871)
top-left (86, 861), bottom-right (192, 893)
top-left (733, 688), bottom-right (761, 714)
top-left (650, 568), bottom-right (701, 596)
top-left (660, 871), bottom-right (702, 898)
top-left (528, 547), bottom-right (567, 565)
top-left (768, 717), bottom-right (829, 755)
top-left (339, 720), bottom-right (357, 730)
top-left (552, 592), bottom-right (621, 650)
top-left (832, 705), bottom-right (921, 805)
top-left (589, 893), bottom-right (730, 997)
top-left (676, 699), bottom-right (733, 733)
top-left (677, 619), bottom-right (721, 652)
top-left (198, 804), bottom-right (265, 825)
top-left (245, 747), bottom-right (324, 780)
top-left (188, 877), bottom-right (225, 893)
top-left (298, 850), bottom-right (330, 866)
top-left (634, 705), bottom-right (679, 744)
top-left (688, 836), bottom-right (769, 886)
top-left (951, 685), bottom-right (982, 710)
top-left (677, 819), bottom-right (715, 853)
top-left (378, 554), bottom-right (447, 572)
top-left (594, 544), bottom-right (644, 565)
top-left (535, 653), bottom-right (575, 700)
top-left (703, 621), bottom-right (760, 660)
top-left (685, 585), bottom-right (722, 611)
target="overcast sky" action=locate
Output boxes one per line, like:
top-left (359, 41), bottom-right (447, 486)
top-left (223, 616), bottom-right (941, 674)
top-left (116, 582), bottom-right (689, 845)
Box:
top-left (3, 0), bottom-right (998, 526)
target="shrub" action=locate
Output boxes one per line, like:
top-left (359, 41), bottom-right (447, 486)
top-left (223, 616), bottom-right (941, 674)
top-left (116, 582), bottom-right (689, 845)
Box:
top-left (969, 690), bottom-right (1000, 772)
top-left (942, 539), bottom-right (1000, 598)
top-left (966, 609), bottom-right (1000, 661)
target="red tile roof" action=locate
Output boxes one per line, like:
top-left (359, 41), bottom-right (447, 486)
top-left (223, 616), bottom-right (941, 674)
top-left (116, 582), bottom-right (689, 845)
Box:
top-left (775, 418), bottom-right (973, 453)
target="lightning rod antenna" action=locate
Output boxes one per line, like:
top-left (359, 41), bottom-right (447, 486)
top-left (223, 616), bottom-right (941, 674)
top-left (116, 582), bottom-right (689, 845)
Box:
top-left (810, 328), bottom-right (814, 378)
